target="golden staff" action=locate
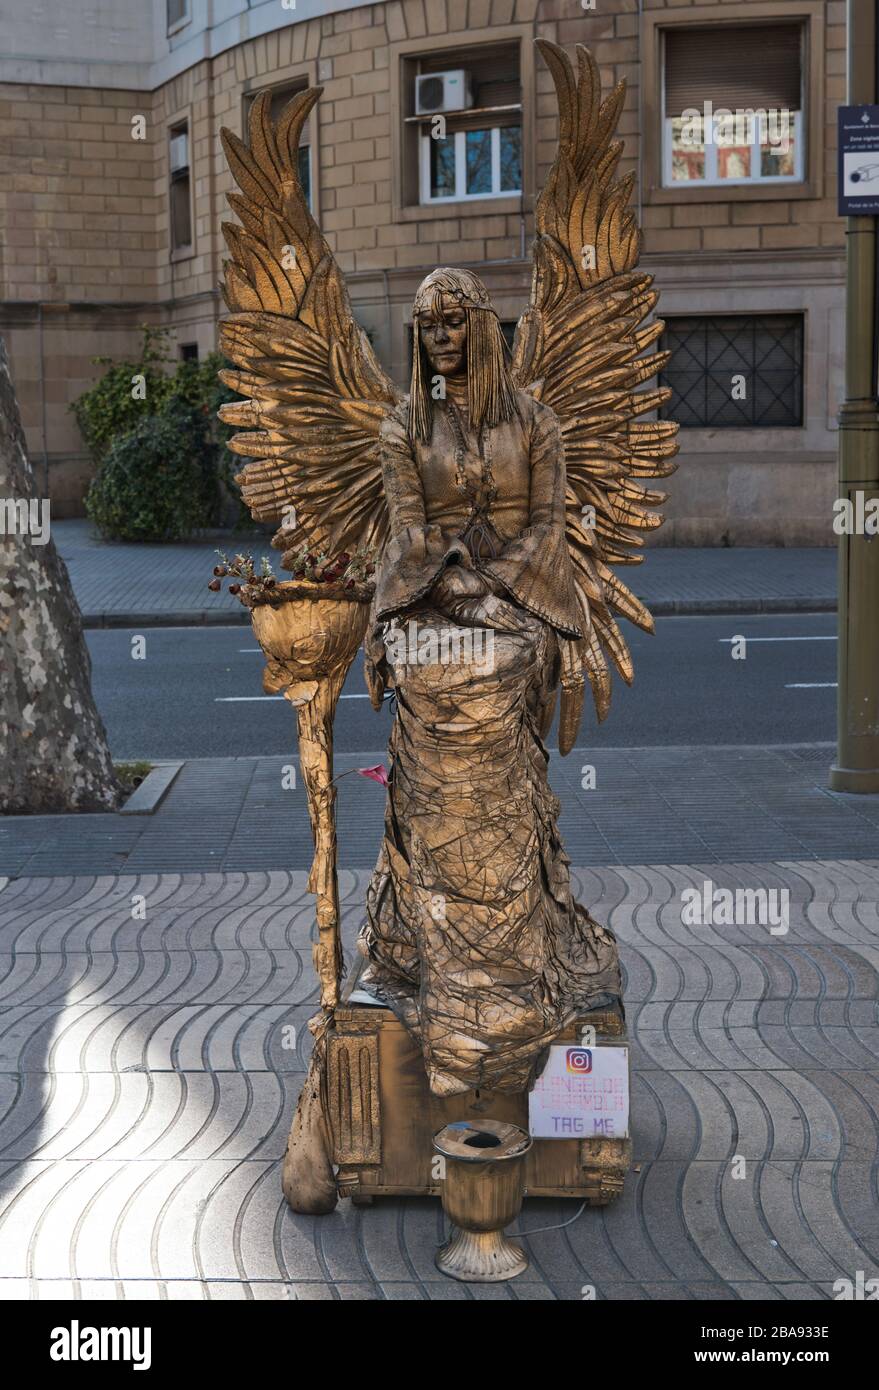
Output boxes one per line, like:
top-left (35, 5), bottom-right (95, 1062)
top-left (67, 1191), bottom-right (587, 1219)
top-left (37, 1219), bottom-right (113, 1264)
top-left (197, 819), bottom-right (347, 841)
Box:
top-left (246, 579), bottom-right (372, 1011)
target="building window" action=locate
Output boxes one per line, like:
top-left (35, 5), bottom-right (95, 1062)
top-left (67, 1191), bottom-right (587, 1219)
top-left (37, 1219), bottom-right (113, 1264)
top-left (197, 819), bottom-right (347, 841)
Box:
top-left (663, 24), bottom-right (803, 187)
top-left (422, 127), bottom-right (522, 202)
top-left (404, 44), bottom-right (521, 206)
top-left (179, 343), bottom-right (199, 362)
top-left (244, 85), bottom-right (312, 210)
top-left (169, 122), bottom-right (192, 252)
top-left (659, 315), bottom-right (804, 428)
top-left (167, 0), bottom-right (190, 35)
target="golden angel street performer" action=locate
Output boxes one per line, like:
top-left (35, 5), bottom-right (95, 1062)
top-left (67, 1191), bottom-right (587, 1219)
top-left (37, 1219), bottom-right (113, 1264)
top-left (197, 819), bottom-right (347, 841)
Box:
top-left (218, 38), bottom-right (678, 1143)
top-left (359, 265), bottom-right (621, 1096)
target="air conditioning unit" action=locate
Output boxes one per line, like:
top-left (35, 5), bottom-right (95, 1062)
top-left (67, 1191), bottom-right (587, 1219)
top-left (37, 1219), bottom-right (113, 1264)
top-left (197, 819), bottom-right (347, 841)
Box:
top-left (169, 132), bottom-right (189, 173)
top-left (415, 70), bottom-right (474, 116)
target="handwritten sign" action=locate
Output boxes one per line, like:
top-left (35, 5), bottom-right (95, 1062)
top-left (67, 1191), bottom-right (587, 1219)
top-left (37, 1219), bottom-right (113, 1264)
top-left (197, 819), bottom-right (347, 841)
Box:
top-left (529, 1044), bottom-right (630, 1140)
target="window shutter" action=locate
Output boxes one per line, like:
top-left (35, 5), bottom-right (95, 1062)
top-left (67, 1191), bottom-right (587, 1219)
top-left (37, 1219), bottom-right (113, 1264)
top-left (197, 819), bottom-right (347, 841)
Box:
top-left (664, 24), bottom-right (803, 116)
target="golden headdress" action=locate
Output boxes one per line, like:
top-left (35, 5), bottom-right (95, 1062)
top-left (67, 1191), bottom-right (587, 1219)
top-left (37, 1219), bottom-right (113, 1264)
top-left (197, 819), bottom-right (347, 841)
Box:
top-left (409, 267), bottom-right (516, 442)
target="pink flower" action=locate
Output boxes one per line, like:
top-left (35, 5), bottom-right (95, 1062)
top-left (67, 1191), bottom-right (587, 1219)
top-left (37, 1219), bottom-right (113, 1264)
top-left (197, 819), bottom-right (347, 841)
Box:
top-left (357, 764), bottom-right (389, 786)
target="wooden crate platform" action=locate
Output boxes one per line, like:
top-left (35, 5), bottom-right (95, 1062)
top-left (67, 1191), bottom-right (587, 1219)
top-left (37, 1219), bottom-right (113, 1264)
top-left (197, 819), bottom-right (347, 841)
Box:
top-left (326, 1005), bottom-right (631, 1206)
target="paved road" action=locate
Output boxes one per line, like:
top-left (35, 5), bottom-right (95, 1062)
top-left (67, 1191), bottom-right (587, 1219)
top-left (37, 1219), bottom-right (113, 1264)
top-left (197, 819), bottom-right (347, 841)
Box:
top-left (88, 612), bottom-right (839, 761)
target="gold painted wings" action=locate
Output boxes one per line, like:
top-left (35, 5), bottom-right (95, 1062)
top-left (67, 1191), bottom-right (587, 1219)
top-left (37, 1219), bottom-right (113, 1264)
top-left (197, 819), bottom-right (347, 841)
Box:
top-left (512, 40), bottom-right (679, 751)
top-left (217, 90), bottom-right (402, 563)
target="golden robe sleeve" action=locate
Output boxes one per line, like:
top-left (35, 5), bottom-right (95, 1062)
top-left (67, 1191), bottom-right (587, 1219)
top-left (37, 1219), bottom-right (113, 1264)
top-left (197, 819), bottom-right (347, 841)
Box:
top-left (483, 400), bottom-right (584, 639)
top-left (374, 405), bottom-right (470, 621)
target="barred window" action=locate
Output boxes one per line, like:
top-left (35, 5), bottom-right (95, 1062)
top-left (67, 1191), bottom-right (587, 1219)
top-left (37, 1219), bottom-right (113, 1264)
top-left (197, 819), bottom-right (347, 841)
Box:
top-left (659, 315), bottom-right (804, 428)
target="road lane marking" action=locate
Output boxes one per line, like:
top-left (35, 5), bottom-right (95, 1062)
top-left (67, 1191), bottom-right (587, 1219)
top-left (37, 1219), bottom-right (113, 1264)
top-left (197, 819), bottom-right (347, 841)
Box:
top-left (785, 682), bottom-right (838, 689)
top-left (719, 636), bottom-right (837, 643)
top-left (215, 693), bottom-right (381, 702)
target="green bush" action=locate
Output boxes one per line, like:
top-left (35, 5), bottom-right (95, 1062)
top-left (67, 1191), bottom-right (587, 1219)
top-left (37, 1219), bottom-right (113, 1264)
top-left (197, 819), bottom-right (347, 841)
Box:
top-left (172, 352), bottom-right (244, 520)
top-left (73, 326), bottom-right (249, 539)
top-left (70, 326), bottom-right (177, 464)
top-left (85, 401), bottom-right (222, 542)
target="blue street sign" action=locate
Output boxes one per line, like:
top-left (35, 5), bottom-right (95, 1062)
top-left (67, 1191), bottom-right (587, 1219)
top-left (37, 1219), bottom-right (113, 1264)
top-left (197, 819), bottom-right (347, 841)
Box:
top-left (839, 105), bottom-right (879, 215)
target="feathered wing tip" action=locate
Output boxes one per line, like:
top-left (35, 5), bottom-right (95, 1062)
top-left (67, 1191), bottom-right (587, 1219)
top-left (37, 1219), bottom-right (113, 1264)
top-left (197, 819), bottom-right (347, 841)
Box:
top-left (513, 39), bottom-right (679, 748)
top-left (219, 89), bottom-right (324, 319)
top-left (217, 86), bottom-right (402, 557)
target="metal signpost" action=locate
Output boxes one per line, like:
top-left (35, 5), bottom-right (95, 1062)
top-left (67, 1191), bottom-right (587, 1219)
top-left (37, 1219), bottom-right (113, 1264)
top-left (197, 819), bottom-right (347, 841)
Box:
top-left (831, 2), bottom-right (879, 793)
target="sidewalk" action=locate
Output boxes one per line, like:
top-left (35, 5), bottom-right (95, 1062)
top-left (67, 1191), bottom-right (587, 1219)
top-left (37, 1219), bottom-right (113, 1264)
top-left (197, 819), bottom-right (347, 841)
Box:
top-left (54, 519), bottom-right (838, 626)
top-left (2, 744), bottom-right (877, 880)
top-left (0, 858), bottom-right (876, 1299)
top-left (3, 524), bottom-right (872, 1302)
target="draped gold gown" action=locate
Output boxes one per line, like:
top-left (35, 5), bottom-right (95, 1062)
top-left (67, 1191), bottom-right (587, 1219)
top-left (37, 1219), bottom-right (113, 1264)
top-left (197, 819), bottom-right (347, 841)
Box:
top-left (358, 383), bottom-right (622, 1097)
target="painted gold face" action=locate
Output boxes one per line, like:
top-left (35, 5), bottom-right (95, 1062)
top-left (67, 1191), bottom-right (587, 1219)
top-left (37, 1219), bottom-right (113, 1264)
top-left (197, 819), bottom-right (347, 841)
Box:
top-left (417, 293), bottom-right (467, 378)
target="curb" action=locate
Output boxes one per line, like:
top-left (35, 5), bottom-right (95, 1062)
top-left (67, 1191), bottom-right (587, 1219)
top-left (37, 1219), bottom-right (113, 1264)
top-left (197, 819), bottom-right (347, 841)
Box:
top-left (119, 761), bottom-right (184, 815)
top-left (83, 610), bottom-right (251, 629)
top-left (81, 598), bottom-right (838, 628)
top-left (645, 597), bottom-right (838, 616)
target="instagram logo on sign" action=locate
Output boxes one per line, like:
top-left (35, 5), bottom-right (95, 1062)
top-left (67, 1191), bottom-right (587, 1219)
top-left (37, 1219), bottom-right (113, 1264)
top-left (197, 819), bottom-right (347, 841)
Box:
top-left (565, 1048), bottom-right (593, 1074)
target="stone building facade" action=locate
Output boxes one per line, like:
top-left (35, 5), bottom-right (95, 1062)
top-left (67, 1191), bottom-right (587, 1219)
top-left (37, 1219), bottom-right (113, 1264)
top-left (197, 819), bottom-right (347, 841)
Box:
top-left (0, 0), bottom-right (846, 542)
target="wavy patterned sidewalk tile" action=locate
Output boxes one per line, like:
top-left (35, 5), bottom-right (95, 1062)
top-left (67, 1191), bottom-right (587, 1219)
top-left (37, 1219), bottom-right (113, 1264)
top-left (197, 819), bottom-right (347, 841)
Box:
top-left (0, 862), bottom-right (876, 1300)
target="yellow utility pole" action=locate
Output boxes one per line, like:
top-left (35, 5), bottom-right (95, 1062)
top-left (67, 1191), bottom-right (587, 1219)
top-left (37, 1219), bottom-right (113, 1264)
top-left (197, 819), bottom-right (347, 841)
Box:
top-left (831, 0), bottom-right (879, 792)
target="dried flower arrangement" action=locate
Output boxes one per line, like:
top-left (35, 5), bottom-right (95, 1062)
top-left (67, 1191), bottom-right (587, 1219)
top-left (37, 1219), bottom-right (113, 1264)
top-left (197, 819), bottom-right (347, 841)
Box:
top-left (207, 547), bottom-right (377, 604)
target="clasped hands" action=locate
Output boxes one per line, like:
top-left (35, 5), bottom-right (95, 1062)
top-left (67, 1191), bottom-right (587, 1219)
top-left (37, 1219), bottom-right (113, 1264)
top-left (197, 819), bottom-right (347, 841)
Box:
top-left (431, 562), bottom-right (533, 635)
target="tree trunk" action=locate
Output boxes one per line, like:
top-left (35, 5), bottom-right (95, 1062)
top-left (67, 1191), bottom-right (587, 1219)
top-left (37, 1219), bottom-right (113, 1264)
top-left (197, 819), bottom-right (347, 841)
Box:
top-left (0, 335), bottom-right (119, 812)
